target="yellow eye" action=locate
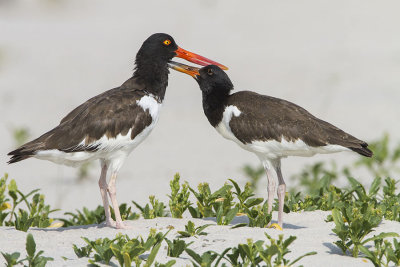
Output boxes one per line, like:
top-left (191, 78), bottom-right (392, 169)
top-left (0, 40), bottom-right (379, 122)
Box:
top-left (163, 40), bottom-right (171, 45)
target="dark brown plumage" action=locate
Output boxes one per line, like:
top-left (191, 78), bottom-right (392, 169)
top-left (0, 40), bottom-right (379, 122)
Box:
top-left (226, 91), bottom-right (372, 157)
top-left (8, 78), bottom-right (153, 163)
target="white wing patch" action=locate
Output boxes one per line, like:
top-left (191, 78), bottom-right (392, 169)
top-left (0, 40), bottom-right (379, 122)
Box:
top-left (215, 105), bottom-right (242, 141)
top-left (136, 94), bottom-right (161, 120)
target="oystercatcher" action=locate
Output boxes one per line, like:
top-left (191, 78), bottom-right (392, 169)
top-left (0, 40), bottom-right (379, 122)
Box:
top-left (169, 62), bottom-right (372, 228)
top-left (7, 33), bottom-right (227, 229)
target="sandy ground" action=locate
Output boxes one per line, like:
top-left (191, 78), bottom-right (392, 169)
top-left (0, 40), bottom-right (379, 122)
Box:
top-left (0, 211), bottom-right (399, 266)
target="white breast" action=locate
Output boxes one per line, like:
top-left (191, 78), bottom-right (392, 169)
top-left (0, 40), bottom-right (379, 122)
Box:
top-left (215, 105), bottom-right (242, 142)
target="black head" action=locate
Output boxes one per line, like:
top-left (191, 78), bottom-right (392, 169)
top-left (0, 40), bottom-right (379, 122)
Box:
top-left (196, 65), bottom-right (234, 95)
top-left (136, 33), bottom-right (179, 64)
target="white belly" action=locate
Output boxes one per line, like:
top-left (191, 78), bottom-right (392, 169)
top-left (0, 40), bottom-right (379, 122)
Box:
top-left (215, 105), bottom-right (349, 160)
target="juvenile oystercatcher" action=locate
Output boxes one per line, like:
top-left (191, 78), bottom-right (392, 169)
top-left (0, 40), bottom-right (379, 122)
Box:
top-left (169, 62), bottom-right (372, 228)
top-left (7, 33), bottom-right (227, 229)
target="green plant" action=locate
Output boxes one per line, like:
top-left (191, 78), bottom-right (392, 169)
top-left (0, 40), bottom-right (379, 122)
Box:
top-left (360, 237), bottom-right (400, 267)
top-left (165, 238), bottom-right (193, 257)
top-left (380, 177), bottom-right (400, 221)
top-left (61, 203), bottom-right (138, 227)
top-left (177, 220), bottom-right (212, 238)
top-left (245, 200), bottom-right (272, 228)
top-left (132, 195), bottom-right (168, 219)
top-left (188, 183), bottom-right (233, 218)
top-left (168, 173), bottom-right (191, 218)
top-left (0, 174), bottom-right (12, 226)
top-left (290, 162), bottom-right (338, 196)
top-left (216, 204), bottom-right (238, 226)
top-left (331, 204), bottom-right (399, 257)
top-left (242, 164), bottom-right (265, 190)
top-left (73, 230), bottom-right (167, 266)
top-left (1, 252), bottom-right (22, 267)
top-left (355, 134), bottom-right (400, 178)
top-left (82, 236), bottom-right (115, 265)
top-left (224, 234), bottom-right (316, 267)
top-left (0, 174), bottom-right (57, 231)
top-left (185, 248), bottom-right (224, 267)
top-left (1, 233), bottom-right (53, 267)
top-left (61, 206), bottom-right (106, 227)
top-left (72, 243), bottom-right (92, 258)
top-left (154, 260), bottom-right (176, 267)
top-left (229, 179), bottom-right (264, 213)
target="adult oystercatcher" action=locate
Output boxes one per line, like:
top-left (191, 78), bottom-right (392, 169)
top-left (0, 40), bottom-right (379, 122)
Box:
top-left (169, 62), bottom-right (372, 228)
top-left (7, 33), bottom-right (227, 229)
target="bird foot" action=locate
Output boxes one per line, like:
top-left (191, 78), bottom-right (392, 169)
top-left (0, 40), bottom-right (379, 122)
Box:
top-left (115, 221), bottom-right (130, 229)
top-left (268, 223), bottom-right (283, 231)
top-left (105, 219), bottom-right (116, 228)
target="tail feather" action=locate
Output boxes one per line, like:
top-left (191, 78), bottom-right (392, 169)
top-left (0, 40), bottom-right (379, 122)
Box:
top-left (7, 154), bottom-right (33, 164)
top-left (349, 142), bottom-right (373, 157)
top-left (7, 140), bottom-right (43, 164)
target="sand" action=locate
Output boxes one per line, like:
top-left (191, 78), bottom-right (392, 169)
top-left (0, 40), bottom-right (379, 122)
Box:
top-left (1, 211), bottom-right (399, 266)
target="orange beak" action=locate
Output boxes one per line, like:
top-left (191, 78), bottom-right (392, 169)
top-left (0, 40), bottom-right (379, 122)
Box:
top-left (175, 47), bottom-right (228, 70)
top-left (169, 61), bottom-right (200, 77)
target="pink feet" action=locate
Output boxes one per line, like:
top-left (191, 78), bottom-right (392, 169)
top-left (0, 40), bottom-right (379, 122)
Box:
top-left (105, 218), bottom-right (116, 228)
top-left (115, 221), bottom-right (131, 229)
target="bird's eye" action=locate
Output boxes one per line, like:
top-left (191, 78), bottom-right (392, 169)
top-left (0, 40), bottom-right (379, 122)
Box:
top-left (207, 69), bottom-right (213, 76)
top-left (163, 40), bottom-right (171, 46)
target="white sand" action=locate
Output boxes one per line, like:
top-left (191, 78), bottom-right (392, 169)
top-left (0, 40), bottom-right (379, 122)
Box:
top-left (0, 211), bottom-right (399, 266)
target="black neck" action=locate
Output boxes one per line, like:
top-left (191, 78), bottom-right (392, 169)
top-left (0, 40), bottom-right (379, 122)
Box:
top-left (132, 57), bottom-right (169, 101)
top-left (202, 90), bottom-right (230, 127)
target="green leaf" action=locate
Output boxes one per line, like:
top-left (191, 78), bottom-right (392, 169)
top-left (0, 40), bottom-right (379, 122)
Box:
top-left (177, 231), bottom-right (191, 238)
top-left (362, 232), bottom-right (399, 245)
top-left (26, 233), bottom-right (36, 258)
top-left (368, 177), bottom-right (381, 197)
top-left (332, 209), bottom-right (344, 226)
top-left (229, 179), bottom-right (241, 195)
top-left (144, 243), bottom-right (161, 267)
top-left (358, 246), bottom-right (374, 259)
top-left (185, 248), bottom-right (202, 264)
top-left (225, 207), bottom-right (238, 224)
top-left (290, 251), bottom-right (318, 266)
top-left (123, 252), bottom-right (131, 267)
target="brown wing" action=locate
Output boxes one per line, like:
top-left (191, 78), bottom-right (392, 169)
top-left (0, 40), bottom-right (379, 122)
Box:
top-left (228, 91), bottom-right (372, 156)
top-left (8, 78), bottom-right (153, 162)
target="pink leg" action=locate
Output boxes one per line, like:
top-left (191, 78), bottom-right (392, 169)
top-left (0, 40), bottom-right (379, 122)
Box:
top-left (275, 162), bottom-right (286, 228)
top-left (98, 161), bottom-right (115, 227)
top-left (265, 168), bottom-right (276, 213)
top-left (107, 172), bottom-right (128, 229)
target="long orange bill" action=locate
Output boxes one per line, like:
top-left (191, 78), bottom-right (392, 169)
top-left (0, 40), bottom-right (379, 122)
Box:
top-left (168, 61), bottom-right (200, 77)
top-left (175, 47), bottom-right (228, 70)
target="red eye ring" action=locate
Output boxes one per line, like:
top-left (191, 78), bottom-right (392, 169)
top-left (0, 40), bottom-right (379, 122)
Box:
top-left (163, 40), bottom-right (171, 45)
